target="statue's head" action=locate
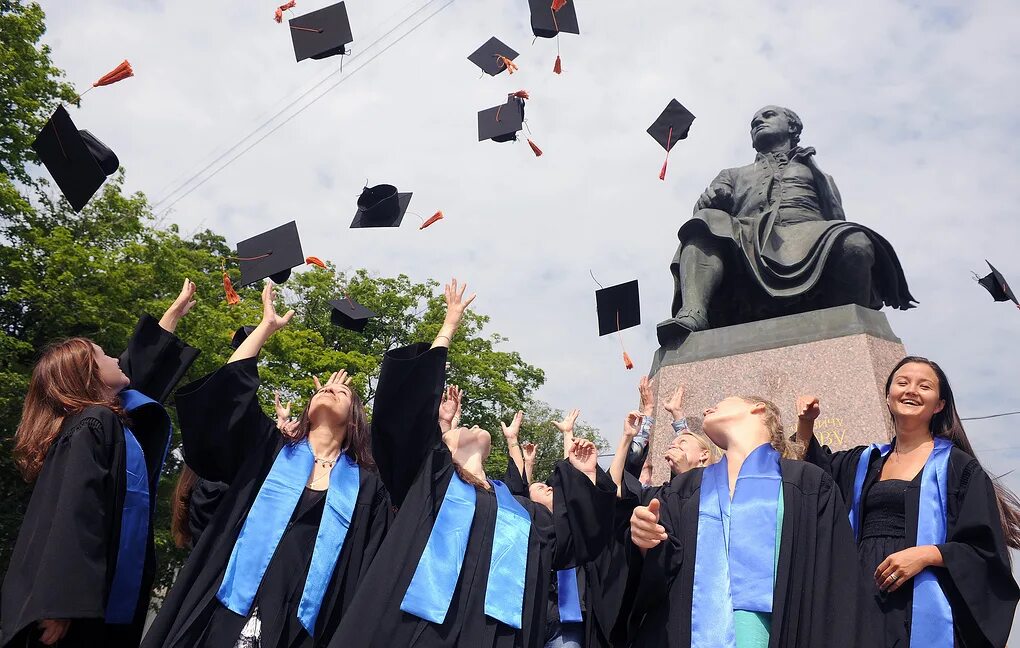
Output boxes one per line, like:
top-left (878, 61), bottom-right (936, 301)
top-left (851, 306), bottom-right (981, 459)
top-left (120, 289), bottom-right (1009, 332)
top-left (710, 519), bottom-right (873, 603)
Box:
top-left (750, 105), bottom-right (802, 152)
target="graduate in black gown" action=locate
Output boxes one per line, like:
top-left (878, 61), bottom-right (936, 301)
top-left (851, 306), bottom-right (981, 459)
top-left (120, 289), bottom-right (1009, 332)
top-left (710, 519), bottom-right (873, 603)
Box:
top-left (796, 357), bottom-right (1020, 647)
top-left (326, 279), bottom-right (618, 648)
top-left (170, 465), bottom-right (229, 551)
top-left (142, 281), bottom-right (392, 648)
top-left (1, 280), bottom-right (201, 648)
top-left (628, 395), bottom-right (865, 648)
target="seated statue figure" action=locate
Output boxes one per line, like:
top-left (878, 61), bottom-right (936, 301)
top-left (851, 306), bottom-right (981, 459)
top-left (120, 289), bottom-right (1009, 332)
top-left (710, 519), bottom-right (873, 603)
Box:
top-left (659, 105), bottom-right (916, 345)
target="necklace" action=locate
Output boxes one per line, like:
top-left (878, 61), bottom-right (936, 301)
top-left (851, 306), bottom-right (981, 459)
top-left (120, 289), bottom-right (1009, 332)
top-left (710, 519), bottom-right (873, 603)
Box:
top-left (308, 470), bottom-right (330, 488)
top-left (313, 453), bottom-right (338, 469)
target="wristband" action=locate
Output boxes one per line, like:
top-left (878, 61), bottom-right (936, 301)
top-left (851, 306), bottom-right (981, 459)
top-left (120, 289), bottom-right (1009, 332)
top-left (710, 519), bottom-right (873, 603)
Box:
top-left (435, 334), bottom-right (452, 344)
top-left (671, 418), bottom-right (689, 434)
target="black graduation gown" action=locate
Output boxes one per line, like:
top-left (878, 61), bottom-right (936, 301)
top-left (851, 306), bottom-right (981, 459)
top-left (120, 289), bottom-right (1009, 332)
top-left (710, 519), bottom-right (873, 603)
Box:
top-left (327, 343), bottom-right (617, 648)
top-left (624, 458), bottom-right (866, 648)
top-left (805, 438), bottom-right (1020, 648)
top-left (187, 479), bottom-right (229, 550)
top-left (0, 314), bottom-right (199, 648)
top-left (141, 358), bottom-right (392, 648)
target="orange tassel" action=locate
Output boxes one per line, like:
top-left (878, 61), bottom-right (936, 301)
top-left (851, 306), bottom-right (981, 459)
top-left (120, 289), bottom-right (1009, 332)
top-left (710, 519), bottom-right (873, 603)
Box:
top-left (222, 272), bottom-right (241, 305)
top-left (659, 125), bottom-right (673, 181)
top-left (510, 89), bottom-right (530, 100)
top-left (659, 159), bottom-right (668, 181)
top-left (623, 352), bottom-right (634, 370)
top-left (553, 55), bottom-right (562, 75)
top-left (306, 256), bottom-right (327, 269)
top-left (528, 139), bottom-right (543, 157)
top-left (275, 0), bottom-right (297, 22)
top-left (498, 56), bottom-right (518, 74)
top-left (93, 60), bottom-right (133, 87)
top-left (419, 211), bottom-right (444, 230)
top-left (551, 0), bottom-right (567, 10)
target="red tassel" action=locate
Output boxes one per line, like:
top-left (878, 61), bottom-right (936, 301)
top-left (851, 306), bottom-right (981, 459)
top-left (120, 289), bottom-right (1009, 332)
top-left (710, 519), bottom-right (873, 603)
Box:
top-left (659, 158), bottom-right (668, 181)
top-left (419, 211), bottom-right (444, 230)
top-left (510, 89), bottom-right (530, 100)
top-left (93, 60), bottom-right (133, 87)
top-left (553, 55), bottom-right (562, 75)
top-left (222, 272), bottom-right (241, 305)
top-left (659, 126), bottom-right (673, 181)
top-left (528, 139), bottom-right (543, 157)
top-left (623, 352), bottom-right (634, 370)
top-left (551, 0), bottom-right (567, 10)
top-left (306, 256), bottom-right (327, 269)
top-left (275, 0), bottom-right (297, 22)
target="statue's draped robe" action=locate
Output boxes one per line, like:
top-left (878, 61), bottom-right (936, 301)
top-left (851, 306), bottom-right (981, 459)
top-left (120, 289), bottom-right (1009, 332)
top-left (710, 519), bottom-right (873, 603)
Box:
top-left (670, 147), bottom-right (915, 327)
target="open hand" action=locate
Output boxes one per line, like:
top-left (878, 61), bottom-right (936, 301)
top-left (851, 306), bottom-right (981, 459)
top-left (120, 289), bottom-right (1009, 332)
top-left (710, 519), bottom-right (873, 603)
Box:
top-left (553, 408), bottom-right (580, 436)
top-left (443, 278), bottom-right (476, 329)
top-left (638, 376), bottom-right (655, 417)
top-left (313, 370), bottom-right (352, 392)
top-left (624, 411), bottom-right (643, 439)
top-left (38, 619), bottom-right (70, 645)
top-left (522, 442), bottom-right (538, 464)
top-left (500, 410), bottom-right (524, 441)
top-left (261, 281), bottom-right (295, 333)
top-left (568, 438), bottom-right (598, 477)
top-left (630, 499), bottom-right (667, 550)
top-left (439, 385), bottom-right (462, 429)
top-left (797, 396), bottom-right (821, 421)
top-left (663, 384), bottom-right (685, 418)
top-left (274, 390), bottom-right (292, 428)
top-left (159, 278), bottom-right (198, 333)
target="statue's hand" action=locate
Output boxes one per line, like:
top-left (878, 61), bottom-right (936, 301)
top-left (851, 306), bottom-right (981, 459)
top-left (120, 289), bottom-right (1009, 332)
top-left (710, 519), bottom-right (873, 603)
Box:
top-left (695, 185), bottom-right (733, 212)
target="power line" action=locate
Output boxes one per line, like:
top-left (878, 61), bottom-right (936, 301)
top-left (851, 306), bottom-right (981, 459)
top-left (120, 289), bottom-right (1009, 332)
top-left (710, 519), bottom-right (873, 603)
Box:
top-left (153, 0), bottom-right (452, 212)
top-left (961, 410), bottom-right (1020, 421)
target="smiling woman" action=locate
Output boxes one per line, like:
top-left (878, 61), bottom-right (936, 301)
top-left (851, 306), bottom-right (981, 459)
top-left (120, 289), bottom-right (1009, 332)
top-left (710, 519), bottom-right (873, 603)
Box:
top-left (798, 357), bottom-right (1020, 647)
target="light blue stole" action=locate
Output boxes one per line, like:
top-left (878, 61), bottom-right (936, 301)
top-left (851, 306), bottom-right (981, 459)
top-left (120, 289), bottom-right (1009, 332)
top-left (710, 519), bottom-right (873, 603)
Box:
top-left (849, 437), bottom-right (954, 647)
top-left (106, 389), bottom-right (171, 624)
top-left (691, 444), bottom-right (782, 648)
top-left (216, 442), bottom-right (361, 636)
top-left (557, 569), bottom-right (583, 623)
top-left (401, 475), bottom-right (532, 629)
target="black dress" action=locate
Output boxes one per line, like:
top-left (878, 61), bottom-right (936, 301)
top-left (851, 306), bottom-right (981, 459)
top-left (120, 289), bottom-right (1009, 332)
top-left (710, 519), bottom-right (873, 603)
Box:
top-left (858, 477), bottom-right (914, 646)
top-left (805, 438), bottom-right (1020, 647)
top-left (0, 315), bottom-right (199, 648)
top-left (141, 358), bottom-right (392, 648)
top-left (326, 343), bottom-right (617, 648)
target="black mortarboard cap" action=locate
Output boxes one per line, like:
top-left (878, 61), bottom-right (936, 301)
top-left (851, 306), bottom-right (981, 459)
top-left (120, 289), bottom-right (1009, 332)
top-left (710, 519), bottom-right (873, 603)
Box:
top-left (647, 99), bottom-right (696, 152)
top-left (350, 184), bottom-right (412, 228)
top-left (32, 105), bottom-right (119, 212)
top-left (289, 2), bottom-right (353, 62)
top-left (978, 261), bottom-right (1019, 306)
top-left (468, 37), bottom-right (519, 76)
top-left (329, 296), bottom-right (377, 331)
top-left (231, 325), bottom-right (257, 349)
top-left (478, 97), bottom-right (525, 143)
top-left (595, 280), bottom-right (641, 336)
top-left (235, 221), bottom-right (306, 288)
top-left (529, 0), bottom-right (579, 38)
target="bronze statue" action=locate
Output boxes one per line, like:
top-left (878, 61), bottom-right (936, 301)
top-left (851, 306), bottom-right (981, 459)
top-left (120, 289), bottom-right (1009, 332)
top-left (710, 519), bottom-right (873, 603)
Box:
top-left (658, 106), bottom-right (916, 344)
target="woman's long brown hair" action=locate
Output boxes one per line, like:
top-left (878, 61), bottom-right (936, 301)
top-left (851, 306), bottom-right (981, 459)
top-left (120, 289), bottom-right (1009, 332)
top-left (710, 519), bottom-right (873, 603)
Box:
top-left (13, 338), bottom-right (125, 482)
top-left (887, 356), bottom-right (1020, 549)
top-left (171, 465), bottom-right (199, 549)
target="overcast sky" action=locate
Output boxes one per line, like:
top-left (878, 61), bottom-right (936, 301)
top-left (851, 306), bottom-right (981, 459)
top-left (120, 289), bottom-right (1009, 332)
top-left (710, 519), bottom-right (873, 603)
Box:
top-left (37, 0), bottom-right (1020, 628)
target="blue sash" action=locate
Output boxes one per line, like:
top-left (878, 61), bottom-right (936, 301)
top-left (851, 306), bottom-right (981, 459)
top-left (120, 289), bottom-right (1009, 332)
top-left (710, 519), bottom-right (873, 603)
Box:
top-left (106, 389), bottom-right (170, 624)
top-left (849, 438), bottom-right (953, 647)
top-left (691, 444), bottom-right (782, 648)
top-left (557, 569), bottom-right (583, 623)
top-left (401, 474), bottom-right (533, 629)
top-left (217, 442), bottom-right (361, 636)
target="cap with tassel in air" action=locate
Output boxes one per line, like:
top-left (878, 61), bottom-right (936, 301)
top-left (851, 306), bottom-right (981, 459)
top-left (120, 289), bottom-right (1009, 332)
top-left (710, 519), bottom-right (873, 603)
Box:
top-left (647, 99), bottom-right (696, 181)
top-left (594, 279), bottom-right (641, 370)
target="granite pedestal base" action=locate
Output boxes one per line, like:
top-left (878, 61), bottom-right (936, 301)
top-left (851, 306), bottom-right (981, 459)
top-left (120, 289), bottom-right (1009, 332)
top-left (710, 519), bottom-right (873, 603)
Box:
top-left (646, 304), bottom-right (907, 485)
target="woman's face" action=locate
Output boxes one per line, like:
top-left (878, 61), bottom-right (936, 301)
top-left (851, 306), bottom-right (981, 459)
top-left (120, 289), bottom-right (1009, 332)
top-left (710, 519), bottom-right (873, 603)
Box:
top-left (529, 482), bottom-right (553, 512)
top-left (92, 343), bottom-right (129, 393)
top-left (308, 383), bottom-right (353, 429)
top-left (442, 425), bottom-right (492, 459)
top-left (666, 433), bottom-right (708, 473)
top-left (887, 362), bottom-right (944, 427)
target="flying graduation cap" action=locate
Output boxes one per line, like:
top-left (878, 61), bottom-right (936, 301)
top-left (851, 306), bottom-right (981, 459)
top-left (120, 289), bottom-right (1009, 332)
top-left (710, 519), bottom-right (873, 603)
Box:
top-left (595, 279), bottom-right (641, 369)
top-left (477, 91), bottom-right (542, 156)
top-left (278, 1), bottom-right (354, 62)
top-left (32, 61), bottom-right (135, 212)
top-left (350, 184), bottom-right (412, 228)
top-left (648, 99), bottom-right (696, 181)
top-left (468, 37), bottom-right (520, 76)
top-left (330, 295), bottom-right (377, 331)
top-left (219, 221), bottom-right (311, 304)
top-left (976, 261), bottom-right (1019, 309)
top-left (528, 0), bottom-right (579, 74)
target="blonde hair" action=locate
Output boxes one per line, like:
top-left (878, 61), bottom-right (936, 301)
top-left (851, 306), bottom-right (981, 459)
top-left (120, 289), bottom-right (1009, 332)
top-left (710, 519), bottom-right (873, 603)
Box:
top-left (679, 430), bottom-right (721, 465)
top-left (740, 395), bottom-right (802, 460)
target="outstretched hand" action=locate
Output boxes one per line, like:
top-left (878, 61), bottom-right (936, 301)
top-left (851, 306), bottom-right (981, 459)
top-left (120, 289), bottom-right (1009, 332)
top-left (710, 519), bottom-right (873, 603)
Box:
top-left (159, 278), bottom-right (198, 333)
top-left (568, 438), bottom-right (599, 480)
top-left (797, 395), bottom-right (821, 421)
top-left (630, 499), bottom-right (667, 550)
top-left (553, 408), bottom-right (581, 436)
top-left (500, 410), bottom-right (524, 441)
top-left (638, 376), bottom-right (655, 417)
top-left (261, 281), bottom-right (294, 333)
top-left (623, 411), bottom-right (643, 439)
top-left (274, 390), bottom-right (292, 427)
top-left (439, 385), bottom-right (462, 430)
top-left (313, 370), bottom-right (352, 392)
top-left (663, 384), bottom-right (685, 418)
top-left (443, 279), bottom-right (476, 328)
top-left (522, 442), bottom-right (538, 464)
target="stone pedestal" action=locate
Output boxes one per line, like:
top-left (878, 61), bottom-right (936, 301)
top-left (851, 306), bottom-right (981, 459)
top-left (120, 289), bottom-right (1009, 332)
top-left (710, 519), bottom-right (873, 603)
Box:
top-left (647, 305), bottom-right (907, 484)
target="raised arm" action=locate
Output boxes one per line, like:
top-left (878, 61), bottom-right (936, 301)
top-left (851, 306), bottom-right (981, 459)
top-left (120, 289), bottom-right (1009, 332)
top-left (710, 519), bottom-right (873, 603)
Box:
top-left (610, 412), bottom-right (642, 497)
top-left (118, 278), bottom-right (200, 403)
top-left (549, 438), bottom-right (617, 569)
top-left (372, 279), bottom-right (473, 508)
top-left (501, 410), bottom-right (526, 478)
top-left (176, 282), bottom-right (290, 482)
top-left (554, 408), bottom-right (580, 460)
